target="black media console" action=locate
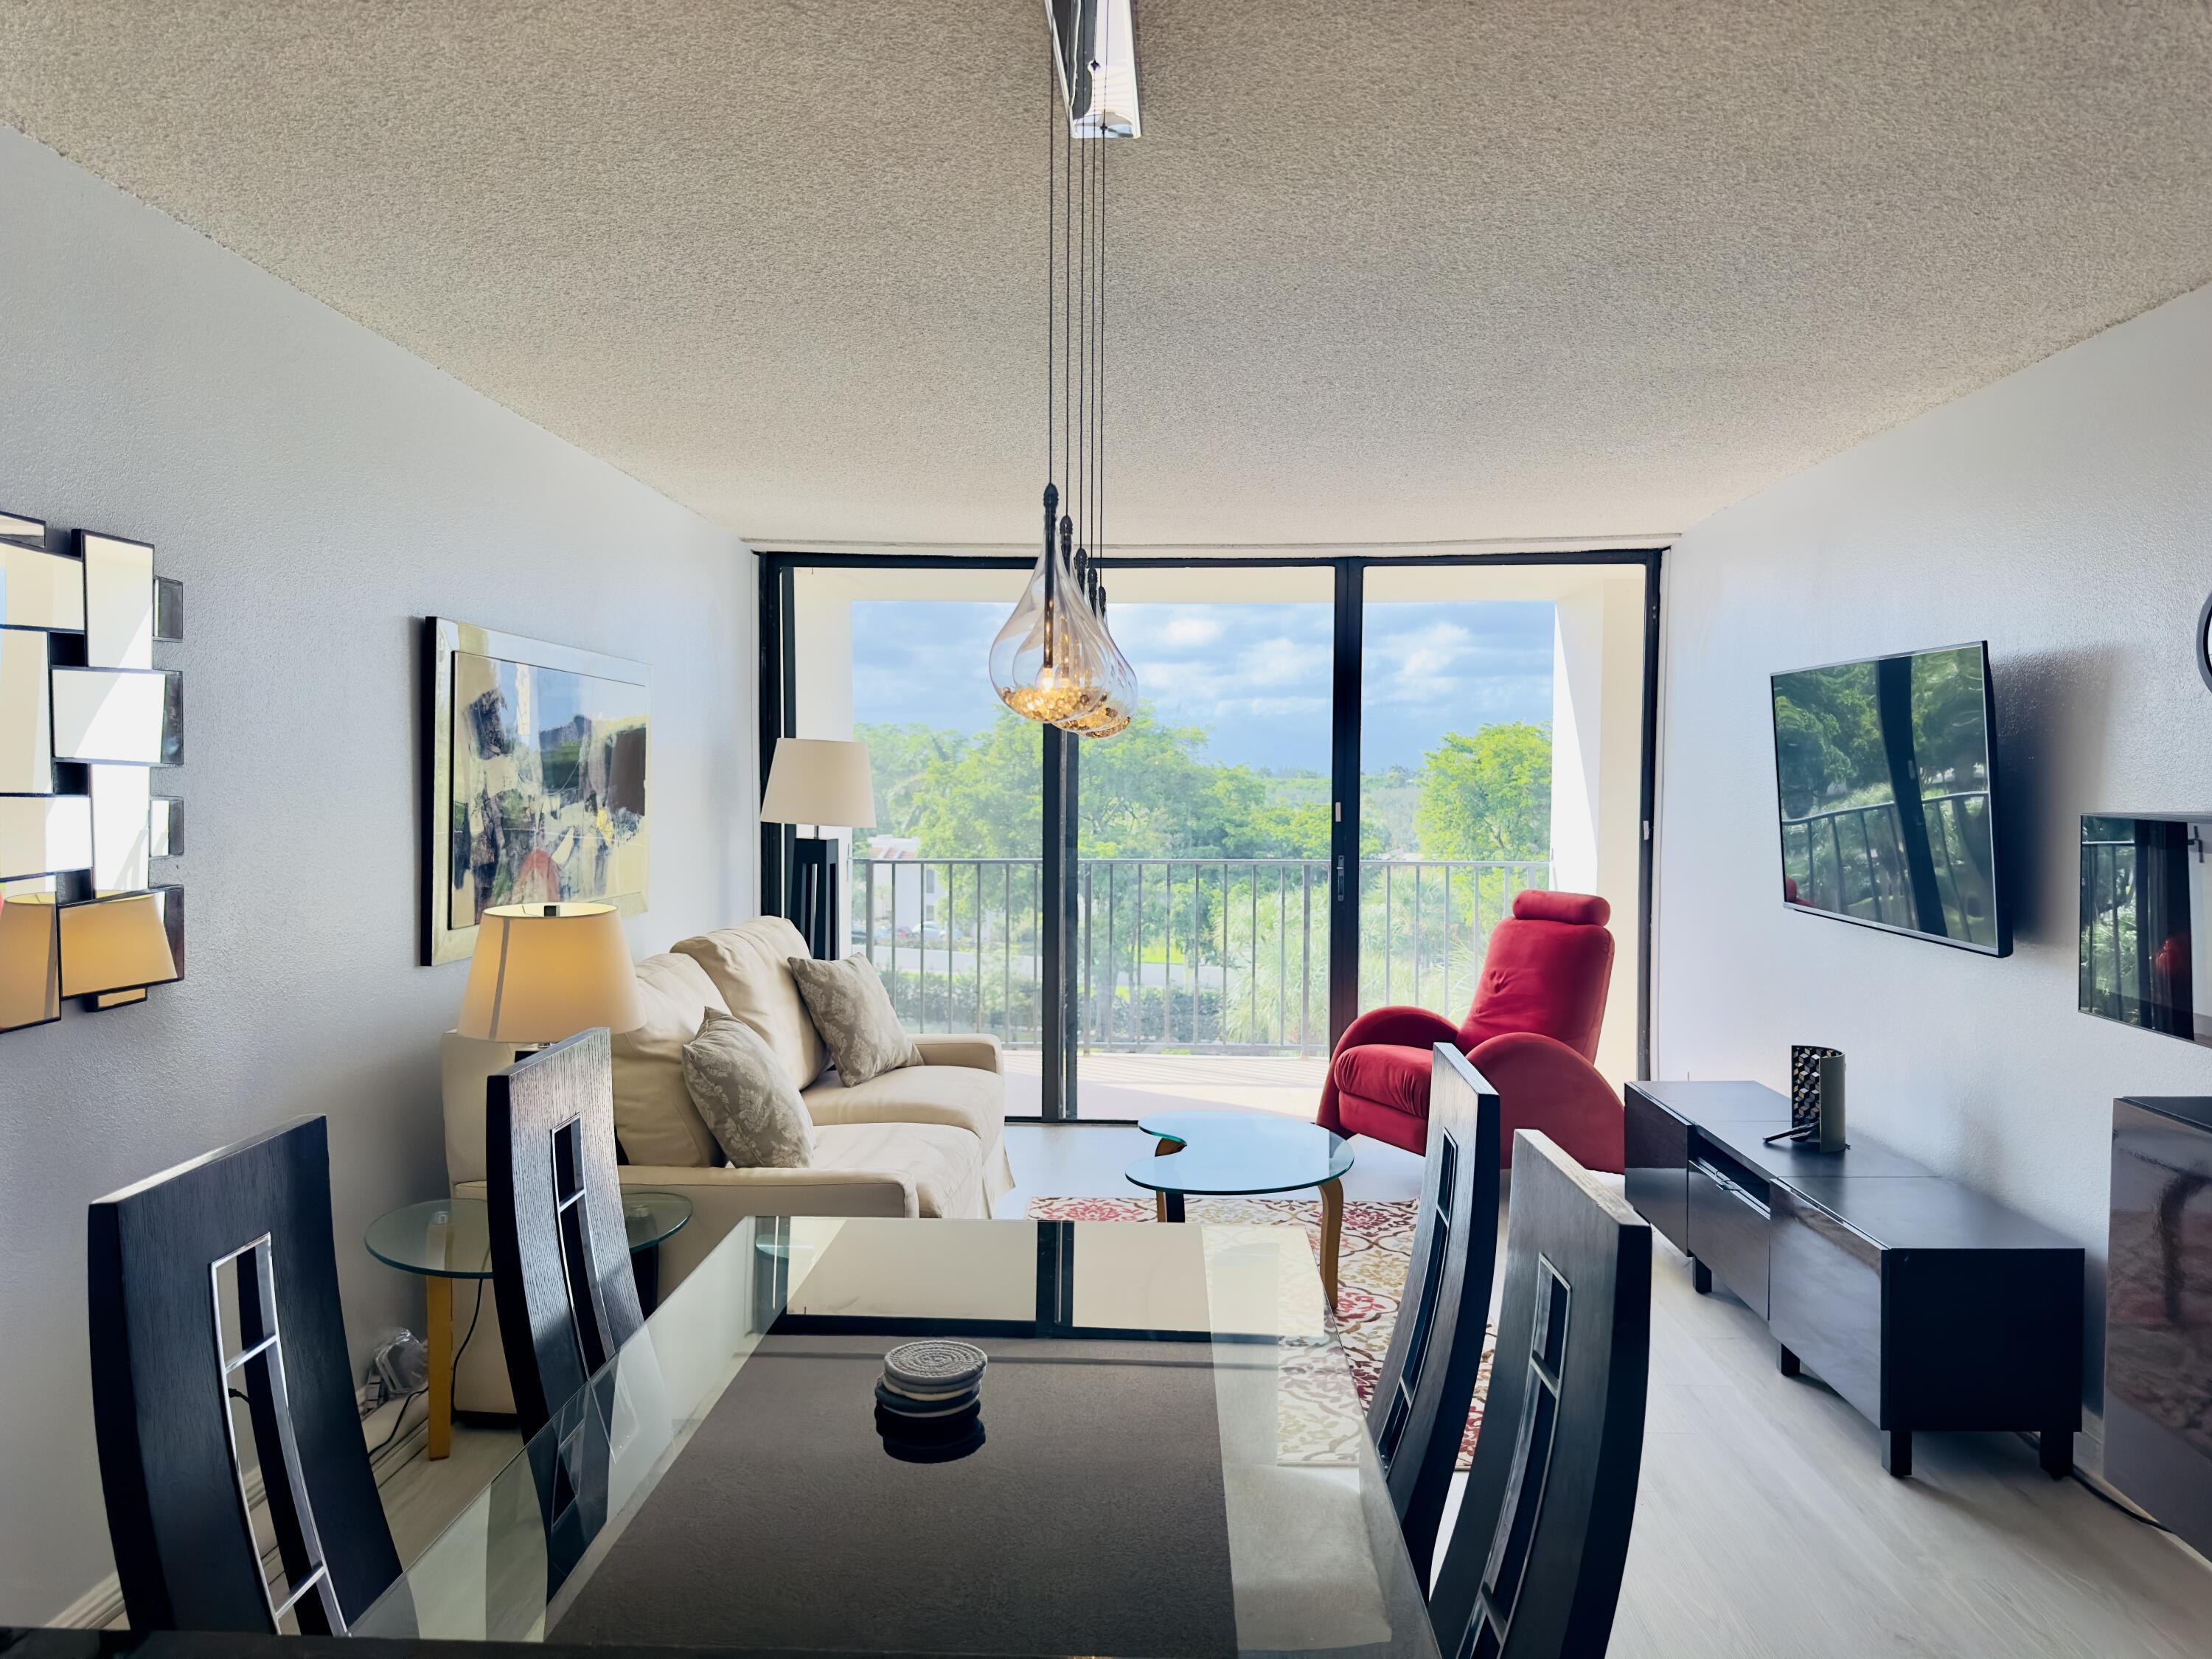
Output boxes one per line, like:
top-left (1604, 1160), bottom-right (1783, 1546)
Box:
top-left (1625, 1080), bottom-right (2084, 1479)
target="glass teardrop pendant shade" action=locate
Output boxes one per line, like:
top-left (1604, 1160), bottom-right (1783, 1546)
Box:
top-left (1057, 572), bottom-right (1138, 740)
top-left (989, 490), bottom-right (1116, 726)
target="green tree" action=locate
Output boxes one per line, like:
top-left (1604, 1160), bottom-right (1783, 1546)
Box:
top-left (904, 714), bottom-right (1042, 856)
top-left (854, 721), bottom-right (973, 835)
top-left (1414, 723), bottom-right (1551, 860)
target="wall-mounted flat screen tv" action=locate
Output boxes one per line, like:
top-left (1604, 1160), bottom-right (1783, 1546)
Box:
top-left (1770, 641), bottom-right (2009, 955)
top-left (2079, 814), bottom-right (2212, 1045)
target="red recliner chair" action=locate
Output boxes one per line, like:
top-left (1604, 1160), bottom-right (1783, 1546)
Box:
top-left (1317, 889), bottom-right (1622, 1172)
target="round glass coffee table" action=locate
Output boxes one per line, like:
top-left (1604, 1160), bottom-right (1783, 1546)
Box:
top-left (365, 1190), bottom-right (690, 1456)
top-left (1125, 1112), bottom-right (1354, 1308)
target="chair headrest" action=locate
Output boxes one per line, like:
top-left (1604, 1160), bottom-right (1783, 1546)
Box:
top-left (1512, 889), bottom-right (1610, 928)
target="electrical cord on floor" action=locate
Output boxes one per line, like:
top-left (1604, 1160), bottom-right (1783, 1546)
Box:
top-left (367, 1281), bottom-right (487, 1459)
top-left (2070, 1466), bottom-right (2168, 1531)
top-left (2020, 1433), bottom-right (2170, 1531)
top-left (370, 1389), bottom-right (424, 1455)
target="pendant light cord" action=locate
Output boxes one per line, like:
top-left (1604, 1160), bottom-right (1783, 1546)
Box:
top-left (1046, 46), bottom-right (1055, 497)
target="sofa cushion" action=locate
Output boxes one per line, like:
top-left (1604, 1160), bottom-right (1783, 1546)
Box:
top-left (787, 954), bottom-right (922, 1085)
top-left (1332, 1043), bottom-right (1434, 1119)
top-left (674, 917), bottom-right (827, 1088)
top-left (611, 952), bottom-right (726, 1168)
top-left (812, 1121), bottom-right (989, 1220)
top-left (801, 1061), bottom-right (1005, 1152)
top-left (683, 1010), bottom-right (815, 1169)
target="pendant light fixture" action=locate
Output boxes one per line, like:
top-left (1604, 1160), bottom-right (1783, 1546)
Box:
top-left (989, 3), bottom-right (1138, 738)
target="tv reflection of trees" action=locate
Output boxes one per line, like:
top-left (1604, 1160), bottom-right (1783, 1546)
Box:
top-left (1773, 647), bottom-right (1996, 943)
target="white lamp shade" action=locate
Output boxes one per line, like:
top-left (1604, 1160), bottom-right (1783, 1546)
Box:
top-left (458, 902), bottom-right (643, 1043)
top-left (760, 738), bottom-right (875, 829)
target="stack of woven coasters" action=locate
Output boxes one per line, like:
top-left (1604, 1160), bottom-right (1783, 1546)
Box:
top-left (875, 1339), bottom-right (988, 1462)
top-left (877, 1339), bottom-right (987, 1419)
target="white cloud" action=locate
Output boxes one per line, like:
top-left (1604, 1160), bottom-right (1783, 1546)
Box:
top-left (1160, 614), bottom-right (1226, 647)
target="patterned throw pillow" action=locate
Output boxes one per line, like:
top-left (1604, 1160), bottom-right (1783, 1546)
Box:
top-left (681, 1009), bottom-right (815, 1168)
top-left (786, 955), bottom-right (924, 1086)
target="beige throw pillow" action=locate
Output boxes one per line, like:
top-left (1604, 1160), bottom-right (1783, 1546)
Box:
top-left (681, 1010), bottom-right (815, 1169)
top-left (787, 955), bottom-right (923, 1085)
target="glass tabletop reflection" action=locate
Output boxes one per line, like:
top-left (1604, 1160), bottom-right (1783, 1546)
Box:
top-left (1130, 1110), bottom-right (1355, 1197)
top-left (364, 1191), bottom-right (692, 1279)
top-left (358, 1213), bottom-right (1437, 1659)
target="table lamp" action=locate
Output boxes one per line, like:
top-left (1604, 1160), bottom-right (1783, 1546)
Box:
top-left (443, 901), bottom-right (644, 1162)
top-left (759, 737), bottom-right (874, 959)
top-left (457, 901), bottom-right (644, 1043)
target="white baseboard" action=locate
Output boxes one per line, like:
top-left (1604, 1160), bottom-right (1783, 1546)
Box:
top-left (48, 1572), bottom-right (125, 1632)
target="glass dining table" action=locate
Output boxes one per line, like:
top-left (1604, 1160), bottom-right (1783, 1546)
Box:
top-left (356, 1212), bottom-right (1439, 1659)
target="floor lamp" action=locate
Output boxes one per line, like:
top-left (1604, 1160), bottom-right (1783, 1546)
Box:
top-left (761, 737), bottom-right (875, 960)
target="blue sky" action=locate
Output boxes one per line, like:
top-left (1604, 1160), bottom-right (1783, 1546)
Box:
top-left (850, 598), bottom-right (1554, 773)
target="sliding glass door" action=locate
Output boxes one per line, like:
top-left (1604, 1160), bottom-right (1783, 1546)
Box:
top-left (767, 552), bottom-right (1658, 1119)
top-left (1355, 563), bottom-right (1649, 1083)
top-left (780, 564), bottom-right (1056, 1114)
top-left (1065, 567), bottom-right (1336, 1120)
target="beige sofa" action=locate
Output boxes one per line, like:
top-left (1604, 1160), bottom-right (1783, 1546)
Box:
top-left (445, 915), bottom-right (1015, 1413)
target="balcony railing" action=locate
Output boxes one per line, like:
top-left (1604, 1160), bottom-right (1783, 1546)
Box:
top-left (853, 855), bottom-right (1553, 1057)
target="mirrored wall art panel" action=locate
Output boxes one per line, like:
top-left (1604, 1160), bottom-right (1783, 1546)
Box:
top-left (153, 883), bottom-right (184, 980)
top-left (59, 888), bottom-right (181, 1000)
top-left (0, 542), bottom-right (85, 632)
top-left (0, 510), bottom-right (44, 546)
top-left (80, 532), bottom-right (155, 670)
top-left (50, 668), bottom-right (171, 764)
top-left (161, 672), bottom-right (184, 765)
top-left (0, 629), bottom-right (54, 793)
top-left (0, 879), bottom-right (61, 1033)
top-left (154, 577), bottom-right (184, 642)
top-left (150, 795), bottom-right (181, 860)
top-left (0, 795), bottom-right (93, 881)
top-left (88, 765), bottom-right (152, 894)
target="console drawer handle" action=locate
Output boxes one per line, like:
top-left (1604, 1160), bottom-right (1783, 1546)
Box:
top-left (1694, 1161), bottom-right (1770, 1219)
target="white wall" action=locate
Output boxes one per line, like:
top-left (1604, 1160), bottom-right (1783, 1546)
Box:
top-left (0, 128), bottom-right (757, 1619)
top-left (1655, 280), bottom-right (2212, 1439)
top-left (1546, 566), bottom-right (1646, 1085)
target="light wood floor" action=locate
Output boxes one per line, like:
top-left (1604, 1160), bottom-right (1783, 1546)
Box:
top-left (373, 1122), bottom-right (2212, 1657)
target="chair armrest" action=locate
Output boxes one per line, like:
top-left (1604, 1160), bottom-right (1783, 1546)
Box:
top-left (1332, 1005), bottom-right (1461, 1057)
top-left (911, 1033), bottom-right (1004, 1075)
top-left (1464, 1031), bottom-right (1624, 1173)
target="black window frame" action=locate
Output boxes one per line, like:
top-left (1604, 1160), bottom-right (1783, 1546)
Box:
top-left (759, 548), bottom-right (1664, 1121)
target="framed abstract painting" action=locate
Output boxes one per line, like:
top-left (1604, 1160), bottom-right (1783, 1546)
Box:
top-left (423, 619), bottom-right (650, 966)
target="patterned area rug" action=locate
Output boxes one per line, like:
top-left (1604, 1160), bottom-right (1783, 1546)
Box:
top-left (1027, 1194), bottom-right (1490, 1467)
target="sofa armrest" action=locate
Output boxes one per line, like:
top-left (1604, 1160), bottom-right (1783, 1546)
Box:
top-left (454, 1166), bottom-right (921, 1298)
top-left (619, 1165), bottom-right (920, 1290)
top-left (911, 1032), bottom-right (1003, 1075)
top-left (617, 1164), bottom-right (918, 1218)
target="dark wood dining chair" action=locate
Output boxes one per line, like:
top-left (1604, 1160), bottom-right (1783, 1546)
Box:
top-left (486, 1028), bottom-right (644, 1438)
top-left (1369, 1043), bottom-right (1502, 1583)
top-left (88, 1117), bottom-right (403, 1634)
top-left (1427, 1130), bottom-right (1652, 1659)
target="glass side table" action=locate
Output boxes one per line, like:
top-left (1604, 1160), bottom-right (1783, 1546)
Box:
top-left (365, 1190), bottom-right (691, 1458)
top-left (1126, 1111), bottom-right (1354, 1309)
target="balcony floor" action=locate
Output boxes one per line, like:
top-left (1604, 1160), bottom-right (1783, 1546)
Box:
top-left (1000, 1050), bottom-right (1329, 1121)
